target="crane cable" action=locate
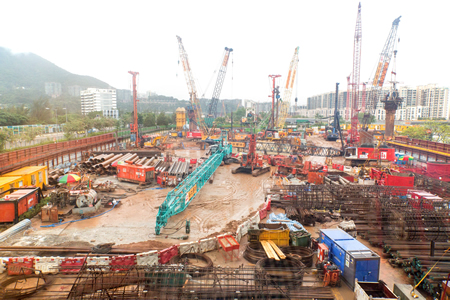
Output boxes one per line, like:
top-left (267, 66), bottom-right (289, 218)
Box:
top-left (411, 246), bottom-right (450, 298)
top-left (230, 51), bottom-right (234, 99)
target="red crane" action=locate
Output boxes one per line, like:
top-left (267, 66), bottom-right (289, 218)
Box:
top-left (349, 2), bottom-right (362, 145)
top-left (128, 71), bottom-right (140, 146)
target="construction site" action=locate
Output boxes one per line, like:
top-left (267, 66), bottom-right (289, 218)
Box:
top-left (1, 5), bottom-right (450, 300)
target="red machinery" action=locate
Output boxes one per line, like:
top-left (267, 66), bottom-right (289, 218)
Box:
top-left (186, 131), bottom-right (202, 139)
top-left (370, 168), bottom-right (414, 187)
top-left (317, 243), bottom-right (341, 287)
top-left (232, 134), bottom-right (270, 177)
top-left (0, 188), bottom-right (41, 223)
top-left (407, 189), bottom-right (443, 211)
top-left (128, 71), bottom-right (140, 147)
top-left (344, 145), bottom-right (396, 166)
top-left (117, 163), bottom-right (155, 185)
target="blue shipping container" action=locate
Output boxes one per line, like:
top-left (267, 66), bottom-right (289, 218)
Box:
top-left (320, 229), bottom-right (380, 290)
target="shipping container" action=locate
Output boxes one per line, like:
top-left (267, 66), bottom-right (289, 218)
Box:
top-left (117, 164), bottom-right (155, 185)
top-left (0, 176), bottom-right (23, 194)
top-left (1, 166), bottom-right (48, 189)
top-left (320, 229), bottom-right (380, 290)
top-left (0, 188), bottom-right (42, 223)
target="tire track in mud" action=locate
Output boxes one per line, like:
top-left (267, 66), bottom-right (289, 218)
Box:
top-left (197, 171), bottom-right (268, 233)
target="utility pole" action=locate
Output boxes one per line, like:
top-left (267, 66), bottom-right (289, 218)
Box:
top-left (268, 75), bottom-right (281, 129)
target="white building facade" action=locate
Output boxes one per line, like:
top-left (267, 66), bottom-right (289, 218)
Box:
top-left (80, 88), bottom-right (119, 119)
top-left (301, 84), bottom-right (449, 121)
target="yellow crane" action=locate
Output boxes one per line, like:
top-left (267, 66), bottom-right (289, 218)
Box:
top-left (277, 47), bottom-right (299, 130)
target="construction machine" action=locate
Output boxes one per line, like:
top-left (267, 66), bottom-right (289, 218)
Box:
top-left (144, 135), bottom-right (168, 149)
top-left (231, 134), bottom-right (271, 177)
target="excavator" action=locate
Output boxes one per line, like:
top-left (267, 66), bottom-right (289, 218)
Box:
top-left (144, 135), bottom-right (168, 150)
top-left (231, 134), bottom-right (271, 177)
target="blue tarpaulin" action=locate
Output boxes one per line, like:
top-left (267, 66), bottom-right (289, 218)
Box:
top-left (266, 213), bottom-right (307, 232)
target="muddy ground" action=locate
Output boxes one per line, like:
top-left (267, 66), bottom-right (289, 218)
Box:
top-left (1, 149), bottom-right (270, 252)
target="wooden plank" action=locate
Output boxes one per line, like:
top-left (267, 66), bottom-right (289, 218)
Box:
top-left (267, 240), bottom-right (286, 259)
top-left (260, 240), bottom-right (279, 261)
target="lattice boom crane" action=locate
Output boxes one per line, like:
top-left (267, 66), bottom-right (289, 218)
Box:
top-left (277, 47), bottom-right (299, 129)
top-left (206, 47), bottom-right (233, 127)
top-left (177, 35), bottom-right (209, 135)
top-left (349, 2), bottom-right (362, 144)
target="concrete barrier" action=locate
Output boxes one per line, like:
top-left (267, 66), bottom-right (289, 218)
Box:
top-left (199, 237), bottom-right (218, 253)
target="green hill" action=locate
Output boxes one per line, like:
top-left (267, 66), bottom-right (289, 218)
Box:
top-left (0, 47), bottom-right (111, 106)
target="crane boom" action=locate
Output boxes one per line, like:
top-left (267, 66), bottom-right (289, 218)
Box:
top-left (277, 47), bottom-right (299, 129)
top-left (206, 47), bottom-right (233, 126)
top-left (176, 35), bottom-right (209, 135)
top-left (365, 16), bottom-right (401, 124)
top-left (349, 2), bottom-right (362, 144)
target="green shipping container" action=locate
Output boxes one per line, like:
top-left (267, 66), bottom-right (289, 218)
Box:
top-left (290, 232), bottom-right (311, 247)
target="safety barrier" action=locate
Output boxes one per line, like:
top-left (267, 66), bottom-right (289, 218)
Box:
top-left (61, 257), bottom-right (86, 274)
top-left (1, 206), bottom-right (269, 276)
top-left (35, 256), bottom-right (62, 274)
top-left (179, 241), bottom-right (200, 255)
top-left (159, 245), bottom-right (179, 264)
top-left (110, 255), bottom-right (136, 271)
top-left (136, 250), bottom-right (159, 266)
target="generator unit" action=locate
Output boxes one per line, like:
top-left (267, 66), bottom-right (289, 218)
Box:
top-left (319, 229), bottom-right (380, 290)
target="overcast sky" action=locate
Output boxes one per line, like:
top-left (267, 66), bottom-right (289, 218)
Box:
top-left (1, 0), bottom-right (449, 106)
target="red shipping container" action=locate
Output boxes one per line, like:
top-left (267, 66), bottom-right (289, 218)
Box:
top-left (0, 188), bottom-right (41, 223)
top-left (190, 159), bottom-right (197, 164)
top-left (110, 255), bottom-right (137, 271)
top-left (158, 245), bottom-right (179, 264)
top-left (178, 158), bottom-right (186, 162)
top-left (61, 257), bottom-right (86, 274)
top-left (259, 208), bottom-right (268, 219)
top-left (8, 257), bottom-right (34, 275)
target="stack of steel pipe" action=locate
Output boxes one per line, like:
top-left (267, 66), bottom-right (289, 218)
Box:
top-left (383, 240), bottom-right (450, 298)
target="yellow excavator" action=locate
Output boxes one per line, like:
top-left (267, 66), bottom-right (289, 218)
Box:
top-left (144, 135), bottom-right (168, 149)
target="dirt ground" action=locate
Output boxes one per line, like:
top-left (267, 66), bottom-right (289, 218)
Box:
top-left (1, 149), bottom-right (270, 252)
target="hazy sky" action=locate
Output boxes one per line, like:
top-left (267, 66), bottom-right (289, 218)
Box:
top-left (1, 0), bottom-right (449, 106)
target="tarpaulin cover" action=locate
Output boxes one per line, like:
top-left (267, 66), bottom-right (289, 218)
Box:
top-left (159, 245), bottom-right (179, 264)
top-left (136, 250), bottom-right (158, 266)
top-left (199, 238), bottom-right (218, 253)
top-left (110, 255), bottom-right (137, 271)
top-left (266, 212), bottom-right (307, 232)
top-left (35, 256), bottom-right (63, 274)
top-left (178, 241), bottom-right (200, 255)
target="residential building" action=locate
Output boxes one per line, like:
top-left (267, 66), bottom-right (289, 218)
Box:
top-left (68, 85), bottom-right (82, 97)
top-left (304, 84), bottom-right (449, 121)
top-left (45, 82), bottom-right (61, 98)
top-left (80, 88), bottom-right (119, 119)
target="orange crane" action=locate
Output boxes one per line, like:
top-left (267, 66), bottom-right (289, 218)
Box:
top-left (128, 71), bottom-right (140, 146)
top-left (277, 47), bottom-right (299, 129)
top-left (362, 16), bottom-right (401, 129)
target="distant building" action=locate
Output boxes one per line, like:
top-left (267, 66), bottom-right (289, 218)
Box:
top-left (45, 82), bottom-right (61, 98)
top-left (81, 88), bottom-right (119, 119)
top-left (116, 89), bottom-right (131, 103)
top-left (303, 84), bottom-right (449, 121)
top-left (67, 85), bottom-right (82, 97)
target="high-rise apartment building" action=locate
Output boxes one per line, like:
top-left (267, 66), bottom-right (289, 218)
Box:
top-left (302, 84), bottom-right (449, 121)
top-left (80, 88), bottom-right (119, 119)
top-left (45, 82), bottom-right (62, 98)
top-left (68, 85), bottom-right (82, 97)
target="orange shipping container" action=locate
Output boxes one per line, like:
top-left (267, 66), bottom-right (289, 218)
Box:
top-left (0, 188), bottom-right (41, 223)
